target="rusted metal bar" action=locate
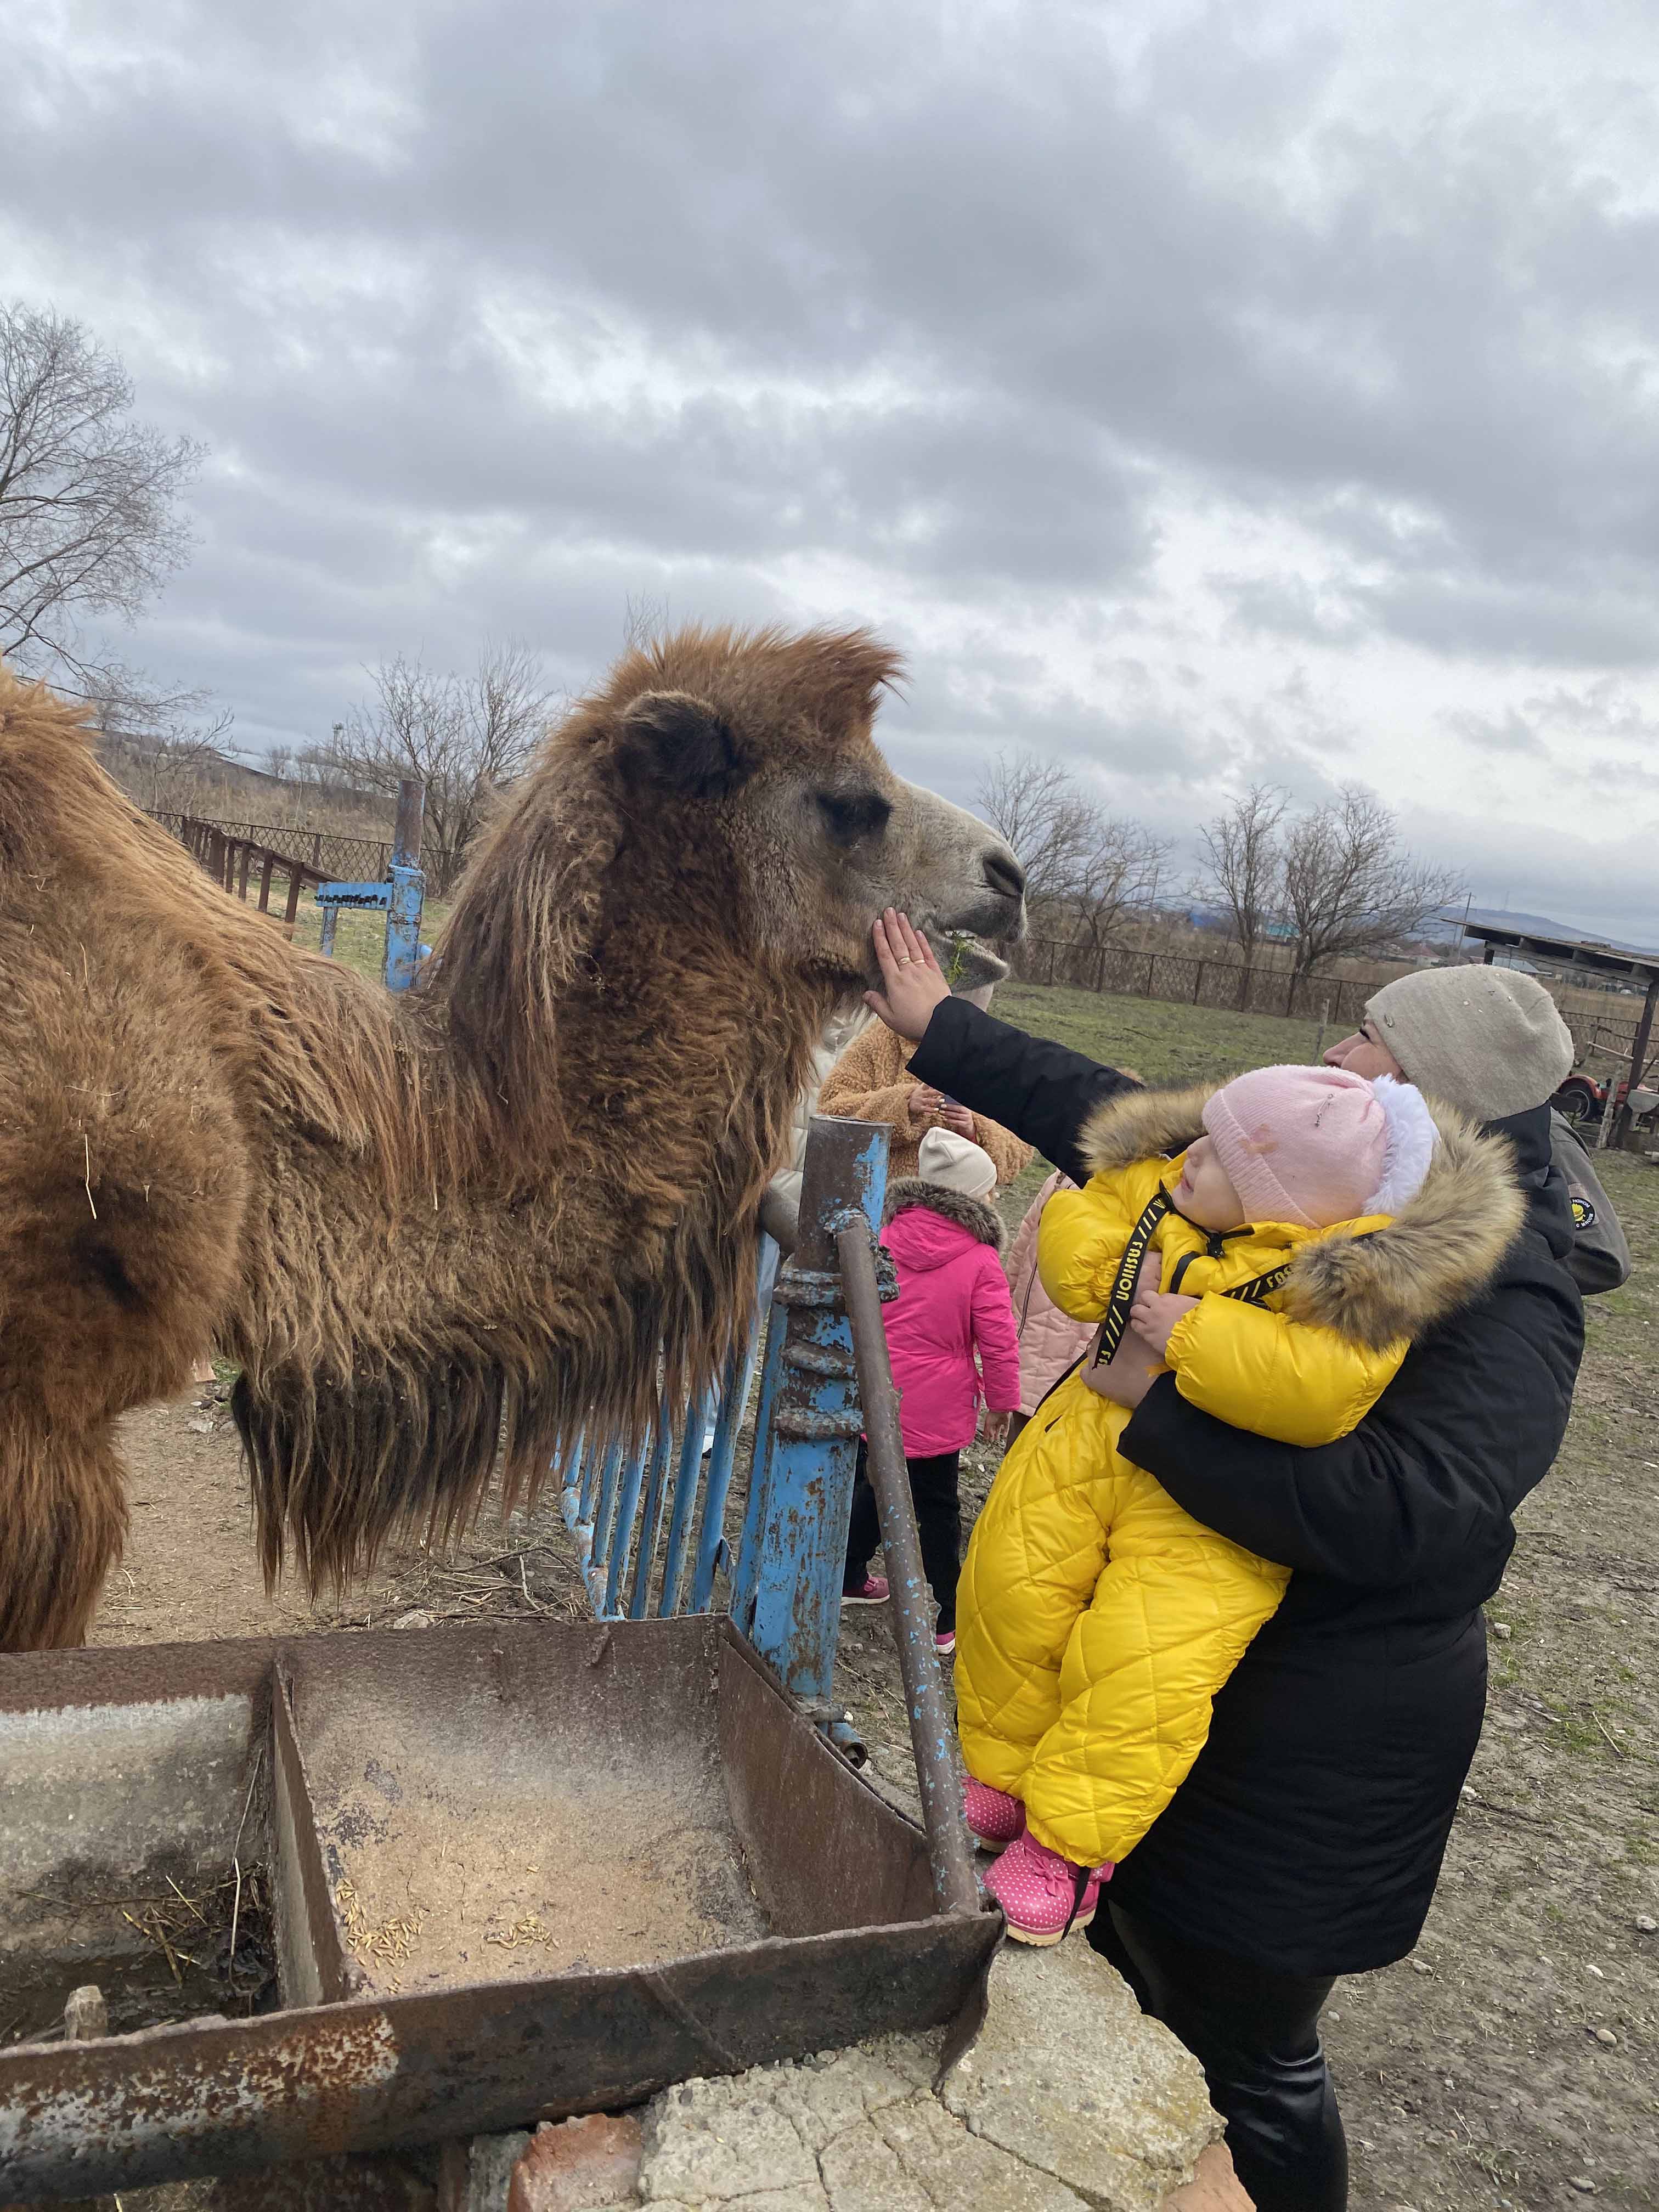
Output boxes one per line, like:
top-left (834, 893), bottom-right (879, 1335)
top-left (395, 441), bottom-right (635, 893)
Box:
top-left (836, 1225), bottom-right (982, 1919)
top-left (283, 867), bottom-right (303, 929)
top-left (391, 779), bottom-right (425, 869)
top-left (1615, 973), bottom-right (1659, 1148)
top-left (257, 852), bottom-right (275, 911)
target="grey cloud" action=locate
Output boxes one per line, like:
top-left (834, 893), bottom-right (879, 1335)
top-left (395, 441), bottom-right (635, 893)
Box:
top-left (1443, 707), bottom-right (1551, 757)
top-left (9, 0), bottom-right (1659, 940)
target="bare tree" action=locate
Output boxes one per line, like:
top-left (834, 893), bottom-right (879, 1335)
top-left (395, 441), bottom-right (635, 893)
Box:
top-left (323, 642), bottom-right (555, 894)
top-left (1279, 785), bottom-right (1463, 981)
top-left (975, 749), bottom-right (1098, 924)
top-left (1071, 817), bottom-right (1174, 961)
top-left (0, 302), bottom-right (202, 700)
top-left (1196, 785), bottom-right (1288, 971)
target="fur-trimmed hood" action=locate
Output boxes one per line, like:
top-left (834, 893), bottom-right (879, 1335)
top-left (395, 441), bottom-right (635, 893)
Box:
top-left (883, 1177), bottom-right (1006, 1250)
top-left (1078, 1080), bottom-right (1524, 1352)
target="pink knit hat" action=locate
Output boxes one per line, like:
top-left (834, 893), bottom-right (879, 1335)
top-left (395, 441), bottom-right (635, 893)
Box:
top-left (1202, 1065), bottom-right (1401, 1230)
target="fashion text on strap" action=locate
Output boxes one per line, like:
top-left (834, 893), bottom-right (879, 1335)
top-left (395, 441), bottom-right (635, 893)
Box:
top-left (1091, 1190), bottom-right (1172, 1364)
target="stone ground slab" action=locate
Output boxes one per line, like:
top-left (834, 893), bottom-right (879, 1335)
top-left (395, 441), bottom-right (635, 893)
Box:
top-left (472, 1936), bottom-right (1247, 2212)
top-left (940, 1939), bottom-right (1226, 2211)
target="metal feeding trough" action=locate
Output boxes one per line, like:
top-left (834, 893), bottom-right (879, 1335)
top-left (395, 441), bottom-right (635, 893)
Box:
top-left (0, 1616), bottom-right (995, 2203)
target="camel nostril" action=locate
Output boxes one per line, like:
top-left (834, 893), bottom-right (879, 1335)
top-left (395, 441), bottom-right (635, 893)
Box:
top-left (984, 848), bottom-right (1026, 903)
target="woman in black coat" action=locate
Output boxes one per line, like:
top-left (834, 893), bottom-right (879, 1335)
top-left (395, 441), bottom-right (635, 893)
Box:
top-left (865, 915), bottom-right (1584, 2212)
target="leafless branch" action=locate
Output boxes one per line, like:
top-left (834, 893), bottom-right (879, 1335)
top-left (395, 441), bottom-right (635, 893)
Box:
top-left (1279, 785), bottom-right (1464, 979)
top-left (1195, 785), bottom-right (1289, 967)
top-left (321, 642), bottom-right (555, 893)
top-left (0, 301), bottom-right (202, 696)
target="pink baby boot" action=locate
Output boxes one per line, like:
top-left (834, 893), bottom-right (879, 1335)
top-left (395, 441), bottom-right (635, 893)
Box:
top-left (963, 1778), bottom-right (1026, 1853)
top-left (984, 1830), bottom-right (1107, 1945)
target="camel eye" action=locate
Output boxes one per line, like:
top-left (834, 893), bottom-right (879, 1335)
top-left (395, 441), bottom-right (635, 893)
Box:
top-left (816, 789), bottom-right (892, 848)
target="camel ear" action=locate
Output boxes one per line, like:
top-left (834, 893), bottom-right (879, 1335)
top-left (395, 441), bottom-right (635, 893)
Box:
top-left (617, 690), bottom-right (748, 797)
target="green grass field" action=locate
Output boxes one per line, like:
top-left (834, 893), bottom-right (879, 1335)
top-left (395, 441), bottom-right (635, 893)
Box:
top-left (286, 890), bottom-right (453, 979)
top-left (995, 979), bottom-right (1331, 1085)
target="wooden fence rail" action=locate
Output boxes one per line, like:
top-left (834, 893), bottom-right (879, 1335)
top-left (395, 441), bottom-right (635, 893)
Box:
top-left (146, 810), bottom-right (391, 884)
top-left (149, 811), bottom-right (335, 930)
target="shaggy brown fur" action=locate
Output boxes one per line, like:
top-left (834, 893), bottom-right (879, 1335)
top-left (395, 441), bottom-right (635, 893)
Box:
top-left (0, 627), bottom-right (1023, 1648)
top-left (1080, 1080), bottom-right (1524, 1353)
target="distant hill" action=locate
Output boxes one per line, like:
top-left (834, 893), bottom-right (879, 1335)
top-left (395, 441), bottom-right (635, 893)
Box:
top-left (1432, 905), bottom-right (1659, 962)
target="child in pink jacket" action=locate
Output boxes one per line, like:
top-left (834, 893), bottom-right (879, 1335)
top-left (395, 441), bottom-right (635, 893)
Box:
top-left (842, 1130), bottom-right (1023, 1653)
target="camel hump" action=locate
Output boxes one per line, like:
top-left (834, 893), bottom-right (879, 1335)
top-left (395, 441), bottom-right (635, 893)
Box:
top-left (0, 914), bottom-right (252, 1422)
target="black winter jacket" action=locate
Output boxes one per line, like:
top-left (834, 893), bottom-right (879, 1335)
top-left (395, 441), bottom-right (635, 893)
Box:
top-left (911, 999), bottom-right (1585, 1974)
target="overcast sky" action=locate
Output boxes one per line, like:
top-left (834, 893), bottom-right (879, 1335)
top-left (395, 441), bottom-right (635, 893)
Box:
top-left (8, 0), bottom-right (1659, 938)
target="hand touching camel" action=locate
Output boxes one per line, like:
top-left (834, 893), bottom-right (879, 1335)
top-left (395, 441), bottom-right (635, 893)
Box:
top-left (866, 910), bottom-right (951, 1040)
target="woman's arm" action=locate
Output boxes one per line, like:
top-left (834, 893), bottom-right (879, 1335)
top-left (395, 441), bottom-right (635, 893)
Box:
top-left (1117, 1258), bottom-right (1582, 1585)
top-left (864, 912), bottom-right (1140, 1186)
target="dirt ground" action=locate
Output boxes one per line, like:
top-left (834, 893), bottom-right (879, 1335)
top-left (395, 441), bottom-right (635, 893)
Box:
top-left (19, 1132), bottom-right (1658, 2210)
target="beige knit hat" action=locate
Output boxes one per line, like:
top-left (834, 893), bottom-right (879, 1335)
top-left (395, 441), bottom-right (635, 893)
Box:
top-left (917, 1128), bottom-right (998, 1199)
top-left (1364, 967), bottom-right (1573, 1122)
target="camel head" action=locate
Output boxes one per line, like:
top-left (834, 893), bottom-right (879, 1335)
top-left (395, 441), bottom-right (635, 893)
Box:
top-left (440, 623), bottom-right (1026, 1103)
top-left (591, 622), bottom-right (1025, 990)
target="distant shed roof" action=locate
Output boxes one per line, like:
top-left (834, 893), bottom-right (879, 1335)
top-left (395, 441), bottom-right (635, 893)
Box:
top-left (1462, 919), bottom-right (1659, 989)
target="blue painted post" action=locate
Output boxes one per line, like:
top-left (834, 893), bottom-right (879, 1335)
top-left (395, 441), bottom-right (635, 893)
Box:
top-left (318, 905), bottom-right (339, 960)
top-left (731, 1115), bottom-right (888, 1715)
top-left (382, 779), bottom-right (427, 995)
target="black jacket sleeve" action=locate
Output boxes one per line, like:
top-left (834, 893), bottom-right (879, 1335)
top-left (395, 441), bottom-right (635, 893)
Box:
top-left (906, 999), bottom-right (1139, 1186)
top-left (1119, 1243), bottom-right (1584, 1587)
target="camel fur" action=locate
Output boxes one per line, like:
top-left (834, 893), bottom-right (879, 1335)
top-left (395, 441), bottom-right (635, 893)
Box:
top-left (0, 625), bottom-right (1024, 1649)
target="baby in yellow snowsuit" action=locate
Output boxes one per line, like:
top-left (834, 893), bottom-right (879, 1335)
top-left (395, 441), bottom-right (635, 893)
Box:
top-left (956, 1062), bottom-right (1521, 1944)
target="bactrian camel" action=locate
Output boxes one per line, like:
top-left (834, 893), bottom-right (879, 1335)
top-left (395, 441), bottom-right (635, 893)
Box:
top-left (0, 625), bottom-right (1025, 1650)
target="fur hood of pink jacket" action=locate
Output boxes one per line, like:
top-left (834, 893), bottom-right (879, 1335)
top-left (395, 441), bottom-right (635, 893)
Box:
top-left (1003, 1170), bottom-right (1096, 1417)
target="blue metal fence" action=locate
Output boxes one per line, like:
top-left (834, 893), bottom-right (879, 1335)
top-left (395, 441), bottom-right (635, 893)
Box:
top-left (315, 777), bottom-right (428, 992)
top-left (556, 1117), bottom-right (890, 1739)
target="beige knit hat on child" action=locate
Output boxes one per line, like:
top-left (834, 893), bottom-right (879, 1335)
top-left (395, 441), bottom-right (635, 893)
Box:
top-left (917, 1128), bottom-right (998, 1200)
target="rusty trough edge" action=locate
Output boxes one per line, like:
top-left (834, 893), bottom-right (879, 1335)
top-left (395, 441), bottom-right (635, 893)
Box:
top-left (0, 1913), bottom-right (995, 2201)
top-left (0, 1616), bottom-right (997, 2203)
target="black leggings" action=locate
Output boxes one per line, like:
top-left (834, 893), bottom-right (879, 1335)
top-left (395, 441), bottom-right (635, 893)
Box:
top-left (842, 1441), bottom-right (962, 1630)
top-left (1088, 1900), bottom-right (1347, 2212)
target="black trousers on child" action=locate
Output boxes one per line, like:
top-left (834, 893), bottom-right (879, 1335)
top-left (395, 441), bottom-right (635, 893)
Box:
top-left (842, 1440), bottom-right (962, 1632)
top-left (1088, 1901), bottom-right (1347, 2212)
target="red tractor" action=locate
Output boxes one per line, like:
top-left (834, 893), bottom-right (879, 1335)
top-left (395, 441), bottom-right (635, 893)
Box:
top-left (1551, 1070), bottom-right (1659, 1135)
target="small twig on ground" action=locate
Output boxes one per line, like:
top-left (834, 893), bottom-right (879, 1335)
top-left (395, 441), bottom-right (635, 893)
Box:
top-left (233, 1745), bottom-right (265, 1858)
top-left (229, 1857), bottom-right (243, 1979)
top-left (1589, 1707), bottom-right (1628, 1758)
top-left (83, 1133), bottom-right (97, 1218)
top-left (164, 1873), bottom-right (208, 1925)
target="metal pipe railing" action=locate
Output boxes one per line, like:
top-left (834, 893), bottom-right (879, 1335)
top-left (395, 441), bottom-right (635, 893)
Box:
top-left (836, 1222), bottom-right (982, 1918)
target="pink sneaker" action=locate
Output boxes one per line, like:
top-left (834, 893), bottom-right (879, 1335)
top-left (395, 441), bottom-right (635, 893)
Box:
top-left (985, 1831), bottom-right (1105, 1945)
top-left (841, 1575), bottom-right (889, 1606)
top-left (963, 1778), bottom-right (1026, 1853)
top-left (934, 1627), bottom-right (956, 1656)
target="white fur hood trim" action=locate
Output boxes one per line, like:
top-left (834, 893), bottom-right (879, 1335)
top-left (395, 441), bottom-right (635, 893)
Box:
top-left (1363, 1076), bottom-right (1440, 1216)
